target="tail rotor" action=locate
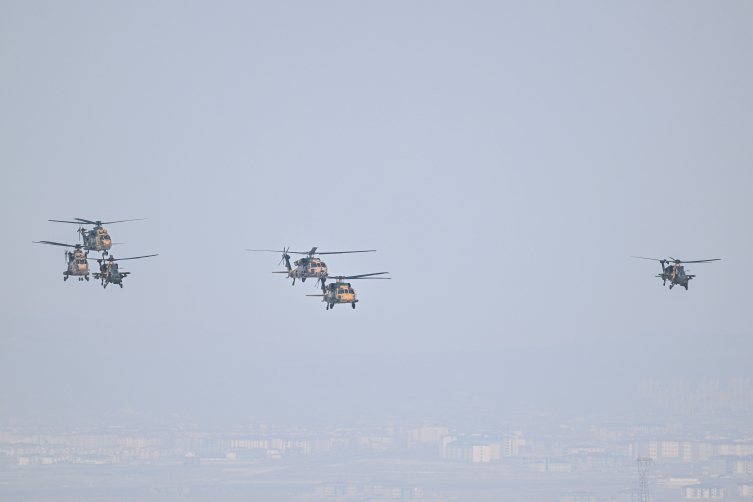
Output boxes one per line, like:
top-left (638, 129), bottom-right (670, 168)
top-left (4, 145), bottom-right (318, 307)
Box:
top-left (278, 247), bottom-right (292, 271)
top-left (315, 275), bottom-right (327, 292)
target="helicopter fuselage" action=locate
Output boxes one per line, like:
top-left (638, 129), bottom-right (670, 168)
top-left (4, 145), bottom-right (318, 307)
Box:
top-left (64, 250), bottom-right (89, 279)
top-left (308, 281), bottom-right (358, 309)
top-left (657, 264), bottom-right (694, 290)
top-left (324, 282), bottom-right (357, 305)
top-left (94, 261), bottom-right (130, 287)
top-left (275, 257), bottom-right (328, 283)
top-left (82, 227), bottom-right (112, 253)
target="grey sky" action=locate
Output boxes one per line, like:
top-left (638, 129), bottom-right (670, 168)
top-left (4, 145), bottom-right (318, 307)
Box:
top-left (1, 2), bottom-right (752, 423)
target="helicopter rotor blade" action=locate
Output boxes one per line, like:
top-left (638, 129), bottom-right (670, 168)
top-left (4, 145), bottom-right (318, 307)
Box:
top-left (34, 241), bottom-right (79, 248)
top-left (333, 272), bottom-right (390, 280)
top-left (103, 254), bottom-right (159, 261)
top-left (673, 259), bottom-right (721, 264)
top-left (49, 220), bottom-right (86, 224)
top-left (72, 218), bottom-right (147, 225)
top-left (630, 256), bottom-right (666, 261)
top-left (315, 250), bottom-right (377, 255)
top-left (246, 249), bottom-right (311, 255)
top-left (98, 218), bottom-right (148, 225)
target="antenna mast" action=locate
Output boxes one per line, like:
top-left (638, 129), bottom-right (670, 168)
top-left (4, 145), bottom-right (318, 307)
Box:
top-left (637, 457), bottom-right (652, 502)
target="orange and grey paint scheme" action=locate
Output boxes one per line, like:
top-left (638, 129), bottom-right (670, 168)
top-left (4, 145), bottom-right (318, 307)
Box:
top-left (245, 247), bottom-right (377, 286)
top-left (632, 256), bottom-right (720, 290)
top-left (33, 241), bottom-right (90, 281)
top-left (92, 254), bottom-right (158, 289)
top-left (307, 273), bottom-right (390, 310)
top-left (48, 218), bottom-right (147, 256)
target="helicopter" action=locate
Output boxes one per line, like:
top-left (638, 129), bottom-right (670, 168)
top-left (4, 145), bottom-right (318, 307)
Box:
top-left (632, 256), bottom-right (720, 290)
top-left (92, 254), bottom-right (158, 288)
top-left (33, 241), bottom-right (91, 281)
top-left (49, 218), bottom-right (147, 256)
top-left (246, 247), bottom-right (376, 286)
top-left (307, 272), bottom-right (390, 310)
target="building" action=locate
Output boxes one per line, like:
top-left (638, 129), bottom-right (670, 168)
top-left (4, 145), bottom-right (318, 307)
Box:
top-left (439, 436), bottom-right (457, 458)
top-left (682, 485), bottom-right (723, 499)
top-left (441, 436), bottom-right (518, 461)
top-left (617, 488), bottom-right (640, 502)
top-left (709, 455), bottom-right (750, 476)
top-left (560, 491), bottom-right (595, 502)
top-left (738, 483), bottom-right (753, 498)
top-left (362, 485), bottom-right (423, 499)
top-left (666, 478), bottom-right (701, 489)
top-left (409, 427), bottom-right (448, 444)
top-left (315, 485), bottom-right (357, 497)
top-left (547, 459), bottom-right (573, 472)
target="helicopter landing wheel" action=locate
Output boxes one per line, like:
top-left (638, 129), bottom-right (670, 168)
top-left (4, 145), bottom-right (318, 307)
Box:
top-left (301, 278), bottom-right (306, 283)
top-left (330, 303), bottom-right (334, 309)
top-left (64, 276), bottom-right (67, 281)
top-left (352, 303), bottom-right (356, 309)
top-left (326, 304), bottom-right (329, 310)
top-left (684, 285), bottom-right (688, 290)
top-left (85, 276), bottom-right (89, 282)
top-left (119, 283), bottom-right (123, 288)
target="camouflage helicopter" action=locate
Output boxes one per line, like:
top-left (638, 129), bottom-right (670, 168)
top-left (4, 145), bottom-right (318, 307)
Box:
top-left (33, 241), bottom-right (90, 281)
top-left (632, 256), bottom-right (720, 290)
top-left (307, 272), bottom-right (390, 310)
top-left (92, 254), bottom-right (158, 288)
top-left (49, 218), bottom-right (147, 256)
top-left (246, 247), bottom-right (376, 286)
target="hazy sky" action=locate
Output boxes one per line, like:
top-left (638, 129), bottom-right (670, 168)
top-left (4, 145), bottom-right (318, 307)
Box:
top-left (1, 2), bottom-right (752, 423)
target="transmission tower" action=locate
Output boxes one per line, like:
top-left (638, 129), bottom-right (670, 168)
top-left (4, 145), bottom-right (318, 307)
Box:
top-left (636, 457), bottom-right (652, 502)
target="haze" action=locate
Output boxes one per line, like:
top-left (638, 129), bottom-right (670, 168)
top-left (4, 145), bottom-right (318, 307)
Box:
top-left (0, 2), bottom-right (752, 501)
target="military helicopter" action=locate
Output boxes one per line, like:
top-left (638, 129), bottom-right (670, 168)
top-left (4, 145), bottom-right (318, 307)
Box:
top-left (92, 254), bottom-right (158, 288)
top-left (307, 272), bottom-right (390, 310)
top-left (246, 247), bottom-right (376, 286)
top-left (632, 256), bottom-right (720, 290)
top-left (49, 218), bottom-right (147, 256)
top-left (33, 241), bottom-right (90, 281)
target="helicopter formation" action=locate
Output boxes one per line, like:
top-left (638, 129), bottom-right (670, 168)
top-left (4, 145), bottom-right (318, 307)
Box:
top-left (246, 248), bottom-right (390, 309)
top-left (33, 218), bottom-right (722, 299)
top-left (34, 218), bottom-right (157, 288)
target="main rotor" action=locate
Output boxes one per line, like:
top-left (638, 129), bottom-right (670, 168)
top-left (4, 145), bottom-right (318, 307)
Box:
top-left (246, 247), bottom-right (376, 257)
top-left (49, 218), bottom-right (148, 227)
top-left (631, 256), bottom-right (720, 265)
